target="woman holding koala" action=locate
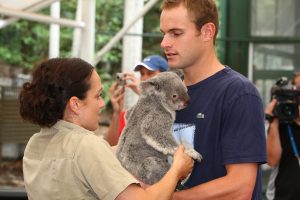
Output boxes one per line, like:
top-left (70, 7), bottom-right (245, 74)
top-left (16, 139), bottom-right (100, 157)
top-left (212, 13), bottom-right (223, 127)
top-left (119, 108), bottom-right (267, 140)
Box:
top-left (20, 57), bottom-right (193, 200)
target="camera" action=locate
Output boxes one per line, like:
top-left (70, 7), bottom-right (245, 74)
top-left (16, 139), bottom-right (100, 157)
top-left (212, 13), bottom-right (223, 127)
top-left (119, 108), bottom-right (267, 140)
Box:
top-left (271, 77), bottom-right (300, 123)
top-left (115, 72), bottom-right (126, 86)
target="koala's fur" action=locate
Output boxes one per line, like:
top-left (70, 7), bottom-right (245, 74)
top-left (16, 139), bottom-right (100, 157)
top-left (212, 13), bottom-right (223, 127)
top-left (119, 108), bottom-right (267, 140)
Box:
top-left (116, 72), bottom-right (202, 185)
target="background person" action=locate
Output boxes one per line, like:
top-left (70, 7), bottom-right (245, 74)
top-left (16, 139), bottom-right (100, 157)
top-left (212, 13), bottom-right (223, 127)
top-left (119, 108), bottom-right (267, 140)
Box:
top-left (159, 0), bottom-right (266, 199)
top-left (264, 72), bottom-right (300, 199)
top-left (19, 57), bottom-right (193, 200)
top-left (105, 55), bottom-right (168, 146)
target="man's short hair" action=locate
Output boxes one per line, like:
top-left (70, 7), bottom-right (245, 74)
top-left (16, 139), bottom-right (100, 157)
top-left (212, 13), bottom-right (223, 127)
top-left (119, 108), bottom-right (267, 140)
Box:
top-left (161, 0), bottom-right (219, 42)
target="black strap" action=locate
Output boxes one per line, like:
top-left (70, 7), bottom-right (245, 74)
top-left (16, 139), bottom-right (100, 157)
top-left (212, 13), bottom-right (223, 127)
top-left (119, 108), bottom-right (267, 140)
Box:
top-left (265, 113), bottom-right (274, 123)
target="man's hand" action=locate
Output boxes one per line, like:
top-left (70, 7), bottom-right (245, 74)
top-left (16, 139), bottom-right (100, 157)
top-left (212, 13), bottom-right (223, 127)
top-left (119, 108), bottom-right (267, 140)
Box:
top-left (265, 99), bottom-right (277, 116)
top-left (123, 72), bottom-right (141, 95)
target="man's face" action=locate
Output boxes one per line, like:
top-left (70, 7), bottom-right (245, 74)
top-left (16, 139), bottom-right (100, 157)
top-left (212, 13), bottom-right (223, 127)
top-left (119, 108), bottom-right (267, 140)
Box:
top-left (160, 5), bottom-right (205, 70)
top-left (294, 75), bottom-right (300, 86)
top-left (294, 75), bottom-right (300, 113)
top-left (139, 67), bottom-right (160, 81)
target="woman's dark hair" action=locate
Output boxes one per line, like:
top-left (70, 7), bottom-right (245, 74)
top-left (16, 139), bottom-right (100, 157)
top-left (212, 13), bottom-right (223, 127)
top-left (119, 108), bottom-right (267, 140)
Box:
top-left (19, 58), bottom-right (94, 127)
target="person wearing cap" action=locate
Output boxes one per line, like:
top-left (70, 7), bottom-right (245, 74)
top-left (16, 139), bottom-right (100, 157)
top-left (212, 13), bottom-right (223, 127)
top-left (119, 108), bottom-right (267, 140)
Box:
top-left (134, 55), bottom-right (168, 80)
top-left (105, 55), bottom-right (168, 146)
top-left (264, 71), bottom-right (300, 199)
top-left (122, 55), bottom-right (169, 95)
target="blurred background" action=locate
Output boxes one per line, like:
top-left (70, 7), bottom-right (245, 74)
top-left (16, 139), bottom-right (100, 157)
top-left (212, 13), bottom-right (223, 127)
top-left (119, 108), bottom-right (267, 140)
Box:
top-left (0, 0), bottom-right (299, 199)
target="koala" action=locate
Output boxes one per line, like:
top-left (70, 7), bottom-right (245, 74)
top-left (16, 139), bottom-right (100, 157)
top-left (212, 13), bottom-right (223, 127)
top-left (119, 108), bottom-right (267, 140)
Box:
top-left (116, 71), bottom-right (202, 185)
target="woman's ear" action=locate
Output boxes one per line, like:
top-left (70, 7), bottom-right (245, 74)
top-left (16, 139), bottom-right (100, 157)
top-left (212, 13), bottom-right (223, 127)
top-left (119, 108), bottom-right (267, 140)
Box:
top-left (200, 22), bottom-right (216, 42)
top-left (63, 96), bottom-right (81, 123)
top-left (67, 96), bottom-right (81, 114)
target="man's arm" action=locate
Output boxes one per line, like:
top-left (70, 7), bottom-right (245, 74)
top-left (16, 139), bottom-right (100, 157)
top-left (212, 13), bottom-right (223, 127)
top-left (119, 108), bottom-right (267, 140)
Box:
top-left (264, 99), bottom-right (282, 166)
top-left (266, 119), bottom-right (281, 166)
top-left (173, 163), bottom-right (258, 200)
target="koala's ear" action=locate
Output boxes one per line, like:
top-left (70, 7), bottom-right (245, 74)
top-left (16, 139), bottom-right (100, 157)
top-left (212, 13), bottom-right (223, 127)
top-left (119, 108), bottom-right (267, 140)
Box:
top-left (168, 69), bottom-right (184, 80)
top-left (140, 80), bottom-right (160, 94)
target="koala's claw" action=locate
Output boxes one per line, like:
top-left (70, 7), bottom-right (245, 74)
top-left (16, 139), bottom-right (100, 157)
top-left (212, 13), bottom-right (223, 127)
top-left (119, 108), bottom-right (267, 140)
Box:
top-left (185, 148), bottom-right (202, 162)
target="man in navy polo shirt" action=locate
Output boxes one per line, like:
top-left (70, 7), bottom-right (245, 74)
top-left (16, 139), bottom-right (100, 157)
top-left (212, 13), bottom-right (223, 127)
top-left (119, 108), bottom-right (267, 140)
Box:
top-left (160, 0), bottom-right (267, 199)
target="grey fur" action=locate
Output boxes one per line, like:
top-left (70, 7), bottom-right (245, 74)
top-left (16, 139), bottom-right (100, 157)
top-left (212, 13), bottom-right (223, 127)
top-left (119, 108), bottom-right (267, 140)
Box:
top-left (116, 71), bottom-right (202, 185)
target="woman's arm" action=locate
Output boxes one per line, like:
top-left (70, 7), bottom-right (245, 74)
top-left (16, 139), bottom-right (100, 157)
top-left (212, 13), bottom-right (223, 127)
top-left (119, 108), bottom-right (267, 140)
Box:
top-left (116, 145), bottom-right (193, 200)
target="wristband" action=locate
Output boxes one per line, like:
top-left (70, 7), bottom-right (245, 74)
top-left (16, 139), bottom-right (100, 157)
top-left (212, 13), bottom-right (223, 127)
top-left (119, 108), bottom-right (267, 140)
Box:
top-left (265, 113), bottom-right (274, 123)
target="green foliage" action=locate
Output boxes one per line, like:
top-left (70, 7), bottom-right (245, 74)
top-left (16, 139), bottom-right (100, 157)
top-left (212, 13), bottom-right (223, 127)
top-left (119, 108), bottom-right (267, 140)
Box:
top-left (0, 20), bottom-right (49, 68)
top-left (94, 0), bottom-right (124, 73)
top-left (0, 0), bottom-right (124, 69)
top-left (142, 2), bottom-right (165, 57)
top-left (96, 67), bottom-right (114, 106)
top-left (0, 0), bottom-right (164, 109)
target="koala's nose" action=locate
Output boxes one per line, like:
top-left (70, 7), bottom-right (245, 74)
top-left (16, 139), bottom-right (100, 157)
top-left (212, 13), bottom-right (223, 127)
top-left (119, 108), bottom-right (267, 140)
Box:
top-left (184, 98), bottom-right (190, 106)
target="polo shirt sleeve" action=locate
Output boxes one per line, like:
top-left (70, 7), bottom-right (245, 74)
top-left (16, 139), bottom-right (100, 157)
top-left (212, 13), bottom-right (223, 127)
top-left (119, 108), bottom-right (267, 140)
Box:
top-left (75, 134), bottom-right (139, 200)
top-left (221, 92), bottom-right (267, 164)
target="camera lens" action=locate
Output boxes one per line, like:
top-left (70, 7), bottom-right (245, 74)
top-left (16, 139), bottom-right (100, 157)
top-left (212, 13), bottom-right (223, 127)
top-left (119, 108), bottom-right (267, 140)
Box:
top-left (275, 102), bottom-right (299, 122)
top-left (280, 104), bottom-right (295, 117)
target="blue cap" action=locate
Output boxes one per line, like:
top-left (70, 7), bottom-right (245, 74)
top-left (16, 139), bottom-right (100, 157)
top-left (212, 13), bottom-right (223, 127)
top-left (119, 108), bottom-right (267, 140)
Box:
top-left (134, 55), bottom-right (168, 72)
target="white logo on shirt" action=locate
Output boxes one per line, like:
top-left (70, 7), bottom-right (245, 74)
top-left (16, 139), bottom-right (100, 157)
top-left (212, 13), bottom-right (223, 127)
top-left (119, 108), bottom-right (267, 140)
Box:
top-left (172, 123), bottom-right (196, 149)
top-left (196, 112), bottom-right (205, 119)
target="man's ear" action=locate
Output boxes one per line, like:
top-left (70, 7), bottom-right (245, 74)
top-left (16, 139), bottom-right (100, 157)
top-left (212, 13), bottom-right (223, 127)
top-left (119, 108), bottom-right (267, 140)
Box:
top-left (67, 96), bottom-right (81, 114)
top-left (200, 22), bottom-right (216, 42)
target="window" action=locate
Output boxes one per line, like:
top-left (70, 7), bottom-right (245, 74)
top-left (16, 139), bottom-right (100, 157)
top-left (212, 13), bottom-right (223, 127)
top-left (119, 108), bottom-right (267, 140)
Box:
top-left (250, 0), bottom-right (300, 105)
top-left (251, 0), bottom-right (300, 37)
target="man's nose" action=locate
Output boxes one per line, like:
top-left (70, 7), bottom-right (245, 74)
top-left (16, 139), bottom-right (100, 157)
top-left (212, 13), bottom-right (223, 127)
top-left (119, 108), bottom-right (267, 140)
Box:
top-left (160, 36), bottom-right (170, 49)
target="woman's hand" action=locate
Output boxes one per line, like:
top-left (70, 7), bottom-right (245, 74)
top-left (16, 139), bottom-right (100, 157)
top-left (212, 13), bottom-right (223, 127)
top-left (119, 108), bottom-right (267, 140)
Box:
top-left (171, 145), bottom-right (194, 180)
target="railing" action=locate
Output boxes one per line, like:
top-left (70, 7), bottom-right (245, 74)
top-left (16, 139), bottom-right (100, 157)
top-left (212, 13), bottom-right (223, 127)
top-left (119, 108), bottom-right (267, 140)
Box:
top-left (0, 86), bottom-right (39, 144)
top-left (0, 187), bottom-right (27, 200)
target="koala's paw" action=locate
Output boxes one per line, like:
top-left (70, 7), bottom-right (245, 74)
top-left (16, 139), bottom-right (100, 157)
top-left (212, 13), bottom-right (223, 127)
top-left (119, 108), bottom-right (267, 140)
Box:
top-left (185, 148), bottom-right (203, 162)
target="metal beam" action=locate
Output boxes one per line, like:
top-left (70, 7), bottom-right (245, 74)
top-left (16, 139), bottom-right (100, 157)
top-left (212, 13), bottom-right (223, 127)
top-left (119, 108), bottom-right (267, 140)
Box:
top-left (0, 0), bottom-right (59, 29)
top-left (49, 1), bottom-right (60, 58)
top-left (226, 0), bottom-right (250, 75)
top-left (94, 0), bottom-right (159, 65)
top-left (0, 6), bottom-right (85, 29)
top-left (80, 0), bottom-right (95, 64)
top-left (72, 0), bottom-right (83, 57)
top-left (122, 0), bottom-right (144, 109)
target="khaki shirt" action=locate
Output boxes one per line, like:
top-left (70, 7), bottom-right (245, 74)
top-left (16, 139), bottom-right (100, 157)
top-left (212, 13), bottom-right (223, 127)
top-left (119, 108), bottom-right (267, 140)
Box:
top-left (23, 120), bottom-right (138, 200)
